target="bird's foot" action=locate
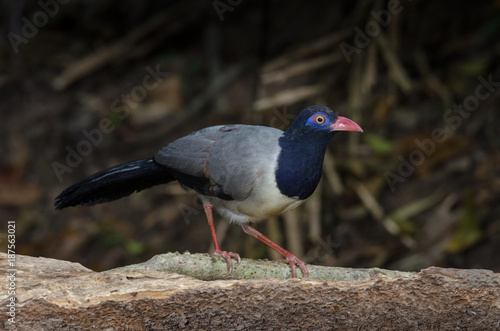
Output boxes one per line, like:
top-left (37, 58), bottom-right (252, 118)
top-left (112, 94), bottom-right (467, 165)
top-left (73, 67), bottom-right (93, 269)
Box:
top-left (277, 253), bottom-right (308, 278)
top-left (213, 249), bottom-right (241, 274)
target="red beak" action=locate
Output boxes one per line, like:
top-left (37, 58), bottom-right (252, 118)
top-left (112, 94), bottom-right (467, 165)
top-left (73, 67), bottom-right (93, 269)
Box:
top-left (331, 116), bottom-right (363, 132)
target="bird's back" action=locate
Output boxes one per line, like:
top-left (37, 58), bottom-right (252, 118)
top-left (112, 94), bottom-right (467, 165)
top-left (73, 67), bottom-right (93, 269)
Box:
top-left (154, 124), bottom-right (285, 201)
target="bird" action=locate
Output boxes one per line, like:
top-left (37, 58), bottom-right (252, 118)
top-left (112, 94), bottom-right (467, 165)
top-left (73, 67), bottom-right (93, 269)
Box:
top-left (55, 105), bottom-right (362, 278)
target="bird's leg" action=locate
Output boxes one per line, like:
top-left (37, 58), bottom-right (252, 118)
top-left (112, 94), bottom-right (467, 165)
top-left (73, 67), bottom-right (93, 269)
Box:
top-left (241, 224), bottom-right (308, 278)
top-left (203, 204), bottom-right (241, 273)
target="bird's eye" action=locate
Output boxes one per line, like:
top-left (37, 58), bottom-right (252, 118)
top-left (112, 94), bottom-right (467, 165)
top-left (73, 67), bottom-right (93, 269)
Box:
top-left (315, 115), bottom-right (325, 124)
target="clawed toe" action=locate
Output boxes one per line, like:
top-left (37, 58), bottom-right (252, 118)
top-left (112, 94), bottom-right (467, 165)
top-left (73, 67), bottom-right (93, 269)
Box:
top-left (278, 254), bottom-right (308, 278)
top-left (213, 250), bottom-right (241, 274)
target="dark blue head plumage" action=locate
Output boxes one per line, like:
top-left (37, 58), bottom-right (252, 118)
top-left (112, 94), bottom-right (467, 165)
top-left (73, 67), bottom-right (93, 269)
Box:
top-left (275, 105), bottom-right (362, 200)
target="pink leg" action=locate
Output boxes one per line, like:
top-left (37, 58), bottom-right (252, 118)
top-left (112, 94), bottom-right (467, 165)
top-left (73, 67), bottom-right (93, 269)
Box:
top-left (241, 224), bottom-right (308, 278)
top-left (203, 204), bottom-right (241, 273)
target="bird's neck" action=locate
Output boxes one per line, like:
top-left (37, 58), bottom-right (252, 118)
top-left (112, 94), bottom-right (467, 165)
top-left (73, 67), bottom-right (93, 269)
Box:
top-left (275, 132), bottom-right (333, 200)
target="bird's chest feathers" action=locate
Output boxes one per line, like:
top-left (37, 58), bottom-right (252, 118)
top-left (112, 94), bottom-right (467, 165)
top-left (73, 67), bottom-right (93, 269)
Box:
top-left (205, 169), bottom-right (304, 224)
top-left (275, 137), bottom-right (328, 200)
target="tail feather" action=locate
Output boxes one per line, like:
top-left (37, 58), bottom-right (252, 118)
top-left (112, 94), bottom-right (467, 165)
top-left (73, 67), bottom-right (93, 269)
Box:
top-left (55, 158), bottom-right (174, 209)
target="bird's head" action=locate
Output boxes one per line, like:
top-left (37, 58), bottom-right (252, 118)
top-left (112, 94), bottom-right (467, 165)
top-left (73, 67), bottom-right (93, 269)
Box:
top-left (276, 106), bottom-right (363, 200)
top-left (285, 105), bottom-right (363, 139)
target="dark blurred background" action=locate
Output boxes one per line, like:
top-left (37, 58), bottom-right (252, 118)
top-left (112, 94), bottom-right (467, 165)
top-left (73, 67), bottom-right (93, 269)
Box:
top-left (1, 0), bottom-right (499, 272)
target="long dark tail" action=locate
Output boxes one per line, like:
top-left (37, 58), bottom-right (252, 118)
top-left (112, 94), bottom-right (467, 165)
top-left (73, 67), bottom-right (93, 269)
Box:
top-left (55, 158), bottom-right (174, 209)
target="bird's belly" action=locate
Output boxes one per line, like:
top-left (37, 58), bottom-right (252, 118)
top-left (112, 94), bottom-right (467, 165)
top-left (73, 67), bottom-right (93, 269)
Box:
top-left (206, 178), bottom-right (305, 225)
top-left (240, 194), bottom-right (303, 220)
top-left (212, 196), bottom-right (304, 225)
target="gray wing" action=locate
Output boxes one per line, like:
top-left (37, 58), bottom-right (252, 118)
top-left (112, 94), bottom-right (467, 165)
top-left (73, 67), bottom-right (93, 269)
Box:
top-left (154, 124), bottom-right (283, 200)
top-left (154, 126), bottom-right (222, 177)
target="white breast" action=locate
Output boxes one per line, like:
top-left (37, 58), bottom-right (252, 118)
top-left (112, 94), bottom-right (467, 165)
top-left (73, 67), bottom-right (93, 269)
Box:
top-left (200, 151), bottom-right (305, 225)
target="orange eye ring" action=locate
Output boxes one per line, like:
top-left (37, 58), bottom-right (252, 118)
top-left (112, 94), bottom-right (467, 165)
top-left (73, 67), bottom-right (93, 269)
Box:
top-left (315, 115), bottom-right (325, 124)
